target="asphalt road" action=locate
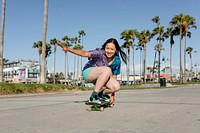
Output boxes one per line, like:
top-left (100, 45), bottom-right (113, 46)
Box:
top-left (0, 86), bottom-right (200, 133)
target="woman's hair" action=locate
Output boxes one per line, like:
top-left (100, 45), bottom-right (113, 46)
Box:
top-left (102, 38), bottom-right (127, 64)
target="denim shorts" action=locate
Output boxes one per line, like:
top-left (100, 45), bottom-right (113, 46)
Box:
top-left (82, 67), bottom-right (93, 82)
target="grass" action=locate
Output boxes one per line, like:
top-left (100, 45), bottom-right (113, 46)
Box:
top-left (1, 81), bottom-right (200, 95)
top-left (171, 81), bottom-right (200, 85)
top-left (0, 83), bottom-right (89, 95)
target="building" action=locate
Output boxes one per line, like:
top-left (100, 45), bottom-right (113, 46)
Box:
top-left (117, 74), bottom-right (142, 85)
top-left (3, 59), bottom-right (50, 83)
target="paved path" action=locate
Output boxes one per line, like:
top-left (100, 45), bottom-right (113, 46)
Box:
top-left (0, 86), bottom-right (200, 133)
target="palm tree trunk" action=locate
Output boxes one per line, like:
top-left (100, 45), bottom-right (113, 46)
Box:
top-left (140, 48), bottom-right (142, 81)
top-left (53, 50), bottom-right (56, 84)
top-left (126, 48), bottom-right (129, 85)
top-left (38, 54), bottom-right (41, 84)
top-left (67, 52), bottom-right (69, 83)
top-left (152, 51), bottom-right (157, 82)
top-left (132, 46), bottom-right (135, 84)
top-left (80, 37), bottom-right (83, 78)
top-left (190, 54), bottom-right (193, 72)
top-left (189, 54), bottom-right (193, 81)
top-left (64, 52), bottom-right (67, 85)
top-left (41, 0), bottom-right (48, 83)
top-left (158, 51), bottom-right (161, 82)
top-left (74, 55), bottom-right (76, 80)
top-left (143, 45), bottom-right (146, 83)
top-left (183, 33), bottom-right (187, 83)
top-left (179, 29), bottom-right (183, 83)
top-left (121, 48), bottom-right (124, 83)
top-left (0, 0), bottom-right (6, 83)
top-left (170, 44), bottom-right (173, 82)
top-left (77, 56), bottom-right (79, 79)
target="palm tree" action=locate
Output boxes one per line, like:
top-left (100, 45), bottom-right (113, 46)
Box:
top-left (152, 16), bottom-right (160, 25)
top-left (182, 15), bottom-right (197, 82)
top-left (163, 27), bottom-right (178, 82)
top-left (73, 44), bottom-right (84, 79)
top-left (78, 30), bottom-right (86, 72)
top-left (170, 13), bottom-right (197, 83)
top-left (33, 41), bottom-right (51, 83)
top-left (120, 30), bottom-right (133, 85)
top-left (154, 43), bottom-right (164, 81)
top-left (70, 37), bottom-right (79, 80)
top-left (186, 47), bottom-right (193, 72)
top-left (62, 36), bottom-right (72, 84)
top-left (0, 0), bottom-right (6, 82)
top-left (136, 45), bottom-right (142, 81)
top-left (45, 43), bottom-right (52, 58)
top-left (3, 58), bottom-right (9, 63)
top-left (41, 0), bottom-right (49, 83)
top-left (146, 66), bottom-right (153, 81)
top-left (130, 29), bottom-right (139, 84)
top-left (33, 41), bottom-right (51, 59)
top-left (151, 16), bottom-right (165, 82)
top-left (137, 30), bottom-right (152, 83)
top-left (162, 56), bottom-right (169, 79)
top-left (152, 25), bottom-right (165, 81)
top-left (170, 13), bottom-right (190, 83)
top-left (151, 16), bottom-right (160, 80)
top-left (50, 38), bottom-right (57, 84)
top-left (33, 41), bottom-right (42, 83)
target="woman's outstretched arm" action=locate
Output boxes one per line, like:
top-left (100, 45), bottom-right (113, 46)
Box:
top-left (56, 41), bottom-right (91, 58)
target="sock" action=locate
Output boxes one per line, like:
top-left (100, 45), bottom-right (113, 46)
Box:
top-left (98, 90), bottom-right (104, 96)
top-left (90, 91), bottom-right (99, 101)
top-left (91, 91), bottom-right (98, 96)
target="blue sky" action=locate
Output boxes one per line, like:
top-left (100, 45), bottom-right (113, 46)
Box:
top-left (1, 0), bottom-right (200, 75)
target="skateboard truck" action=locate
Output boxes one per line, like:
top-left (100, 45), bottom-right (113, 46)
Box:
top-left (85, 101), bottom-right (114, 112)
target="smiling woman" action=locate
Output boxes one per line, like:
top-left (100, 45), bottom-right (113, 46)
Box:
top-left (57, 38), bottom-right (127, 105)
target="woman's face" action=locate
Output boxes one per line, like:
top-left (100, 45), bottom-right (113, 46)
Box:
top-left (105, 42), bottom-right (117, 58)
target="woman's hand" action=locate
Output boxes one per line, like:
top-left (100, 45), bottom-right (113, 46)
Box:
top-left (56, 40), bottom-right (91, 57)
top-left (56, 41), bottom-right (68, 52)
top-left (109, 95), bottom-right (115, 104)
top-left (62, 46), bottom-right (68, 52)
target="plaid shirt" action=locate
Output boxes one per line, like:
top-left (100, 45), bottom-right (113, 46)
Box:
top-left (83, 48), bottom-right (108, 71)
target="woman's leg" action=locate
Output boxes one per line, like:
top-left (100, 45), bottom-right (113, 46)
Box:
top-left (88, 66), bottom-right (112, 92)
top-left (85, 66), bottom-right (112, 102)
top-left (103, 77), bottom-right (120, 94)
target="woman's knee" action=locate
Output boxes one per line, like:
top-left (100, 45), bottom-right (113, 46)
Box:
top-left (113, 82), bottom-right (120, 92)
top-left (108, 81), bottom-right (120, 93)
top-left (102, 67), bottom-right (112, 76)
top-left (103, 67), bottom-right (112, 75)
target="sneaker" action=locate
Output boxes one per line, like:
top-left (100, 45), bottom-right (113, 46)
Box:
top-left (100, 94), bottom-right (110, 102)
top-left (98, 91), bottom-right (110, 102)
top-left (88, 95), bottom-right (102, 104)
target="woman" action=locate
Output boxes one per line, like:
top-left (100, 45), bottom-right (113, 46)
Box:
top-left (57, 38), bottom-right (127, 104)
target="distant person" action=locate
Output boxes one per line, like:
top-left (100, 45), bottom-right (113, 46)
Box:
top-left (57, 38), bottom-right (127, 104)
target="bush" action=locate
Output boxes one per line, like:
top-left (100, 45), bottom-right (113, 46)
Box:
top-left (0, 83), bottom-right (88, 95)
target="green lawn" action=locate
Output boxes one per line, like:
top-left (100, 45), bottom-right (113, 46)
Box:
top-left (1, 81), bottom-right (200, 95)
top-left (0, 83), bottom-right (88, 95)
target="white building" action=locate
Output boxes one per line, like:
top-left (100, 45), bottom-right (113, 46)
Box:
top-left (3, 59), bottom-right (50, 83)
top-left (117, 74), bottom-right (142, 85)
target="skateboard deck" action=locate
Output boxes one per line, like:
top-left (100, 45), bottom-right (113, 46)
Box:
top-left (85, 101), bottom-right (114, 111)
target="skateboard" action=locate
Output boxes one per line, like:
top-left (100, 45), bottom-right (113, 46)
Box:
top-left (85, 101), bottom-right (114, 112)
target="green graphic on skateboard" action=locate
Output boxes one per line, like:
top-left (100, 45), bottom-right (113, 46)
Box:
top-left (85, 100), bottom-right (114, 111)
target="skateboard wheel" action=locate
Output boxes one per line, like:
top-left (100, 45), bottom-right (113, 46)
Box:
top-left (110, 104), bottom-right (114, 108)
top-left (100, 107), bottom-right (104, 112)
top-left (87, 107), bottom-right (92, 111)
